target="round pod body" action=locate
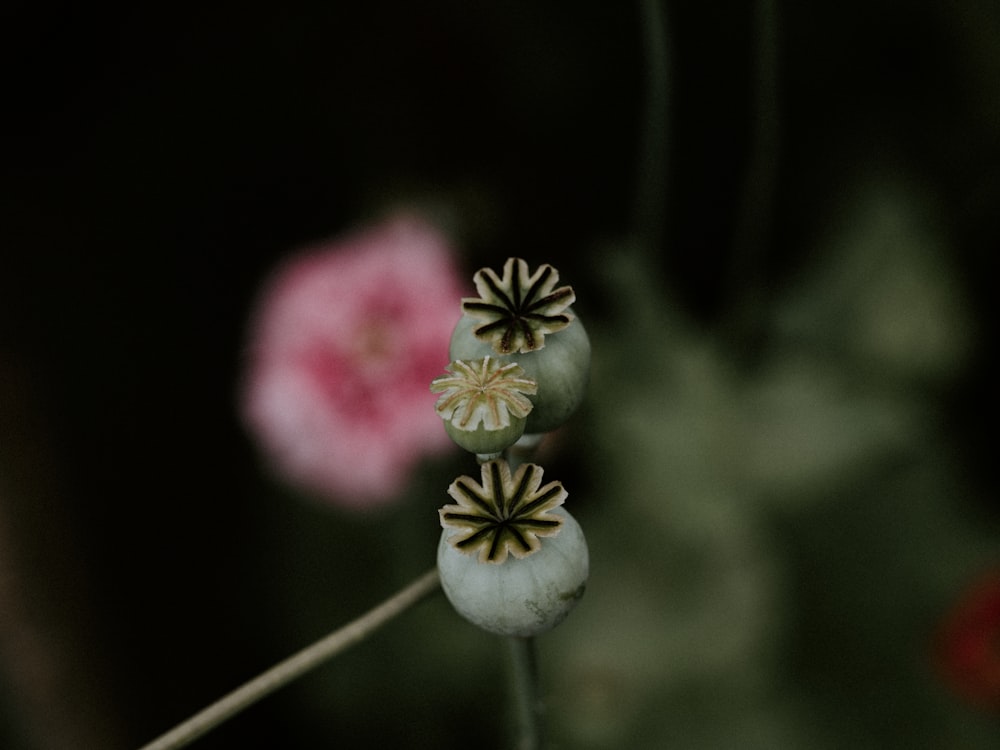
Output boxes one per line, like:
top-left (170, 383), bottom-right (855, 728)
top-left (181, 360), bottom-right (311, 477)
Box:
top-left (437, 507), bottom-right (588, 637)
top-left (442, 412), bottom-right (526, 455)
top-left (449, 311), bottom-right (591, 434)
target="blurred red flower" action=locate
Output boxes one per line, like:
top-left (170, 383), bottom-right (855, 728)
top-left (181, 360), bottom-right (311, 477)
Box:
top-left (241, 212), bottom-right (465, 509)
top-left (934, 568), bottom-right (1000, 712)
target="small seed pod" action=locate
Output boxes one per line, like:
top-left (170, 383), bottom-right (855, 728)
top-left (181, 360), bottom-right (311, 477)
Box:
top-left (437, 460), bottom-right (589, 637)
top-left (450, 258), bottom-right (591, 434)
top-left (430, 358), bottom-right (537, 456)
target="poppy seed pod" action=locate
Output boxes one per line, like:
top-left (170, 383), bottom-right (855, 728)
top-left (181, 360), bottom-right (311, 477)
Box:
top-left (450, 258), bottom-right (591, 434)
top-left (430, 358), bottom-right (537, 457)
top-left (436, 460), bottom-right (589, 637)
top-left (438, 506), bottom-right (588, 637)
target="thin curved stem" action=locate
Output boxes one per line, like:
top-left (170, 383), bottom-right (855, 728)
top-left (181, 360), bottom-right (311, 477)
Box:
top-left (137, 568), bottom-right (441, 750)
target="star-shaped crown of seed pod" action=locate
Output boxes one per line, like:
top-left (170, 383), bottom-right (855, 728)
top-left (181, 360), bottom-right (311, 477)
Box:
top-left (439, 459), bottom-right (566, 564)
top-left (462, 257), bottom-right (576, 354)
top-left (430, 357), bottom-right (537, 431)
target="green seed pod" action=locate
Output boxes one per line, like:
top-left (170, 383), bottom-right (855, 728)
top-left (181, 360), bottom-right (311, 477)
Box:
top-left (430, 358), bottom-right (537, 457)
top-left (437, 460), bottom-right (589, 637)
top-left (440, 414), bottom-right (525, 457)
top-left (450, 258), bottom-right (591, 434)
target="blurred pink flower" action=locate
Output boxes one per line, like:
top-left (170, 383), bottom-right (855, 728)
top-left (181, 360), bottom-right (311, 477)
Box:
top-left (241, 213), bottom-right (466, 509)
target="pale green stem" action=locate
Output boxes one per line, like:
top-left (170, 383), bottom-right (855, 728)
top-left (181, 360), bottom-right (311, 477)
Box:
top-left (136, 568), bottom-right (441, 750)
top-left (506, 635), bottom-right (542, 750)
top-left (499, 438), bottom-right (544, 749)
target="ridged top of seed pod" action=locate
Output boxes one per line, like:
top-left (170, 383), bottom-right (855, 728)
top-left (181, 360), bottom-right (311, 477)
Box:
top-left (439, 459), bottom-right (566, 564)
top-left (430, 357), bottom-right (537, 432)
top-left (461, 257), bottom-right (575, 354)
